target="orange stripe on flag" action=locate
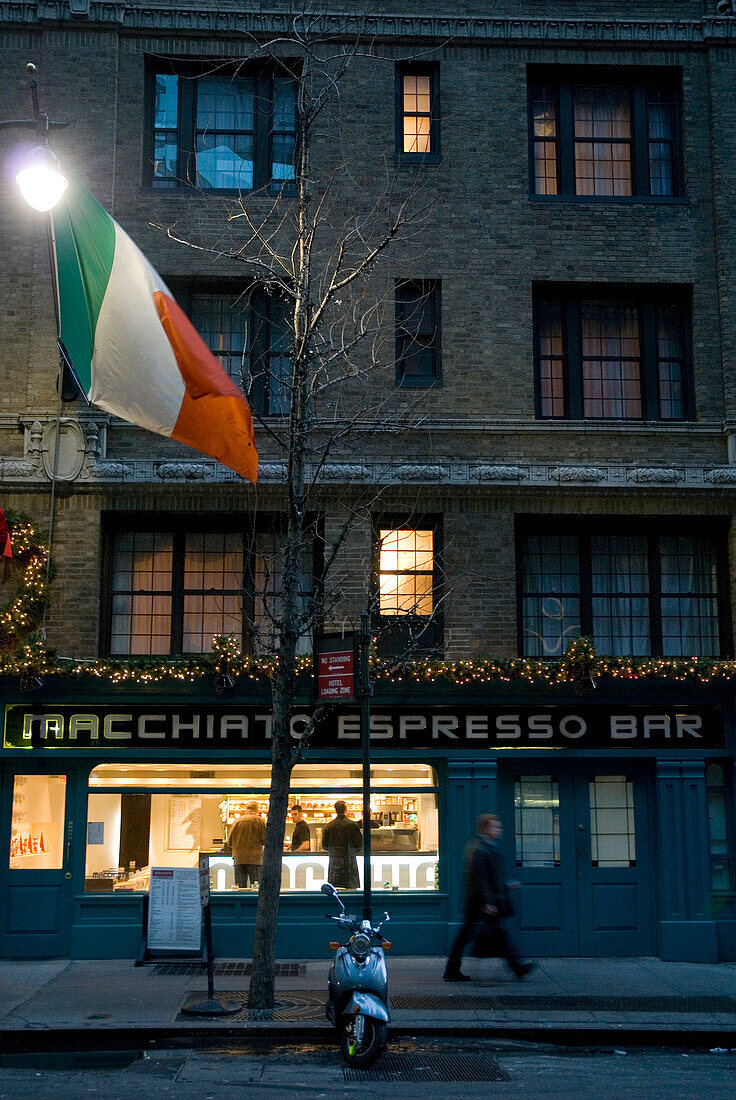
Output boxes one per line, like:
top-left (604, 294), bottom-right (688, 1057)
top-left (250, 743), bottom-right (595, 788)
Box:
top-left (154, 292), bottom-right (258, 483)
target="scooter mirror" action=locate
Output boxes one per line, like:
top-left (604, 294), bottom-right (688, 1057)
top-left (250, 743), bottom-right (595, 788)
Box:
top-left (321, 882), bottom-right (339, 898)
top-left (383, 912), bottom-right (390, 923)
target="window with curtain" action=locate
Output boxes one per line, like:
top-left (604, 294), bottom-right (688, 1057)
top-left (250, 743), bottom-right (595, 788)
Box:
top-left (529, 71), bottom-right (682, 199)
top-left (520, 525), bottom-right (727, 658)
top-left (107, 519), bottom-right (315, 656)
top-left (534, 286), bottom-right (691, 421)
top-left (174, 285), bottom-right (292, 416)
top-left (374, 519), bottom-right (443, 658)
top-left (396, 66), bottom-right (439, 158)
top-left (147, 60), bottom-right (297, 191)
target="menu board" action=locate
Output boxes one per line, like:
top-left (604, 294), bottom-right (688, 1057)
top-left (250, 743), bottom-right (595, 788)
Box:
top-left (168, 796), bottom-right (201, 850)
top-left (147, 867), bottom-right (202, 952)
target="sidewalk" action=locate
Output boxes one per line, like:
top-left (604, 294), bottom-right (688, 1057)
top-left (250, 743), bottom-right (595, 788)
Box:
top-left (1, 956), bottom-right (735, 1049)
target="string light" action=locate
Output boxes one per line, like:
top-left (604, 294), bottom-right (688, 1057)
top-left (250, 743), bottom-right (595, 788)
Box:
top-left (2, 518), bottom-right (736, 687)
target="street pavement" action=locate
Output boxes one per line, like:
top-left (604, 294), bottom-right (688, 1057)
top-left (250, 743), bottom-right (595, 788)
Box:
top-left (0, 955), bottom-right (735, 1044)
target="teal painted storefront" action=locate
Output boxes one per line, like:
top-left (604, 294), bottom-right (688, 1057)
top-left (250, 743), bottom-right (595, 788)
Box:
top-left (1, 676), bottom-right (734, 962)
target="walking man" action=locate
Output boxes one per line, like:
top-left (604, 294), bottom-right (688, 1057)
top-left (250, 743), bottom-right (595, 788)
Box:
top-left (444, 813), bottom-right (534, 981)
top-left (228, 800), bottom-right (266, 888)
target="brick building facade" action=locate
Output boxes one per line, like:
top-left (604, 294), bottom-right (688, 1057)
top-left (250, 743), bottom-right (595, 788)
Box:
top-left (0, 2), bottom-right (735, 962)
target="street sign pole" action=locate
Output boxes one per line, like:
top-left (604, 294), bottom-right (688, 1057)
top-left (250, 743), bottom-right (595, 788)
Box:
top-left (359, 609), bottom-right (372, 920)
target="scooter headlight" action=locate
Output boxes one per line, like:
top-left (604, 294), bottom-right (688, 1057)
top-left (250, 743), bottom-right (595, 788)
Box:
top-left (349, 932), bottom-right (371, 960)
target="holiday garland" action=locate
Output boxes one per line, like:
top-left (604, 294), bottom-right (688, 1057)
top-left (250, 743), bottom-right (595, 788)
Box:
top-left (0, 512), bottom-right (50, 653)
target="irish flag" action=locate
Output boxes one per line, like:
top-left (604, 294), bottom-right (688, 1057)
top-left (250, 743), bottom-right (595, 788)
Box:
top-left (50, 181), bottom-right (258, 483)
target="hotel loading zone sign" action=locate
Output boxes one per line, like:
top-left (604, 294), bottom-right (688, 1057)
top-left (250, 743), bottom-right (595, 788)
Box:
top-left (2, 704), bottom-right (724, 750)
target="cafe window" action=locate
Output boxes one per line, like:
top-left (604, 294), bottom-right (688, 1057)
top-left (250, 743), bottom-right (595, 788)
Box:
top-left (84, 763), bottom-right (439, 894)
top-left (104, 517), bottom-right (315, 656)
top-left (9, 775), bottom-right (67, 871)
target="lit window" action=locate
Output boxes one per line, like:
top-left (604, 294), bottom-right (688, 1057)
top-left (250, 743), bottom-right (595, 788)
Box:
top-left (397, 66), bottom-right (439, 159)
top-left (84, 763), bottom-right (439, 894)
top-left (379, 528), bottom-right (434, 616)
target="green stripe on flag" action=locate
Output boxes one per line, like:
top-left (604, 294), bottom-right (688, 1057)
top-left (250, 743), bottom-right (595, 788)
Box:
top-left (51, 181), bottom-right (116, 394)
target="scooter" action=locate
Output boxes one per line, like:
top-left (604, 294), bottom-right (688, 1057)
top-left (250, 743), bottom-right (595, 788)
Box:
top-left (321, 882), bottom-right (391, 1068)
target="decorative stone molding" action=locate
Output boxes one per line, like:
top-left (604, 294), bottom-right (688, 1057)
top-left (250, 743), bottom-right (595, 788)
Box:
top-left (396, 464), bottom-right (450, 481)
top-left (318, 463), bottom-right (371, 481)
top-left (41, 419), bottom-right (87, 481)
top-left (550, 465), bottom-right (607, 483)
top-left (259, 462), bottom-right (287, 481)
top-left (89, 460), bottom-right (134, 478)
top-left (156, 462), bottom-right (211, 480)
top-left (471, 464), bottom-right (528, 482)
top-left (0, 458), bottom-right (38, 478)
top-left (705, 466), bottom-right (736, 484)
top-left (628, 467), bottom-right (684, 484)
top-left (1, 5), bottom-right (733, 45)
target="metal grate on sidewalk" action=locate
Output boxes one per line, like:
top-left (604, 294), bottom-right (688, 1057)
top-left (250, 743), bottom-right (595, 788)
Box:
top-left (176, 990), bottom-right (325, 1021)
top-left (344, 1053), bottom-right (510, 1083)
top-left (155, 962), bottom-right (305, 977)
top-left (496, 994), bottom-right (736, 1013)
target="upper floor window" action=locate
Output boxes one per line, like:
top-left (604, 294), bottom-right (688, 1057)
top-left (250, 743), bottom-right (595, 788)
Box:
top-left (396, 66), bottom-right (440, 160)
top-left (395, 280), bottom-right (441, 387)
top-left (173, 284), bottom-right (292, 417)
top-left (519, 522), bottom-right (729, 659)
top-left (104, 518), bottom-right (315, 656)
top-left (374, 519), bottom-right (442, 658)
top-left (535, 285), bottom-right (692, 421)
top-left (529, 70), bottom-right (682, 199)
top-left (147, 61), bottom-right (297, 191)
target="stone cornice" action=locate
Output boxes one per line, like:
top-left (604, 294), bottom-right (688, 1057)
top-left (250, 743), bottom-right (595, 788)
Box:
top-left (0, 5), bottom-right (735, 46)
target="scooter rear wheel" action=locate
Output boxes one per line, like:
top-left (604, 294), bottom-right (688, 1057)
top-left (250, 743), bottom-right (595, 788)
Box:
top-left (340, 1018), bottom-right (387, 1068)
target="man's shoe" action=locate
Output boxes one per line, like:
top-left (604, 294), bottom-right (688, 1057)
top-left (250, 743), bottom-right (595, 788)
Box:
top-left (443, 971), bottom-right (472, 982)
top-left (513, 963), bottom-right (536, 980)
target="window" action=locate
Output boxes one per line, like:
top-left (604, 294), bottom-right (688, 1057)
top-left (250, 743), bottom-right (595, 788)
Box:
top-left (519, 522), bottom-right (729, 658)
top-left (84, 763), bottom-right (439, 894)
top-left (706, 764), bottom-right (734, 895)
top-left (529, 70), bottom-right (682, 198)
top-left (9, 775), bottom-right (66, 870)
top-left (104, 518), bottom-right (315, 656)
top-left (535, 286), bottom-right (692, 421)
top-left (396, 280), bottom-right (441, 387)
top-left (147, 61), bottom-right (297, 191)
top-left (374, 519), bottom-right (442, 657)
top-left (515, 776), bottom-right (560, 866)
top-left (396, 66), bottom-right (439, 160)
top-left (589, 776), bottom-right (636, 867)
top-left (174, 285), bottom-right (292, 416)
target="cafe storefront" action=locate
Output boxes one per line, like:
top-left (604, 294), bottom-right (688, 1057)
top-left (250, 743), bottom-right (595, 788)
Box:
top-left (1, 677), bottom-right (734, 962)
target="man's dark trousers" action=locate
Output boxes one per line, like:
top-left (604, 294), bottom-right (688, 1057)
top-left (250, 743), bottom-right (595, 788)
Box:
top-left (446, 906), bottom-right (524, 977)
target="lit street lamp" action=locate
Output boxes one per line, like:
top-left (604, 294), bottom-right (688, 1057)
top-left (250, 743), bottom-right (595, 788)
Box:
top-left (0, 63), bottom-right (69, 209)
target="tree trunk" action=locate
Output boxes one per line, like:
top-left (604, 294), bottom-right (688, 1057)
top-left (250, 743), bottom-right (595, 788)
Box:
top-left (247, 663), bottom-right (294, 1007)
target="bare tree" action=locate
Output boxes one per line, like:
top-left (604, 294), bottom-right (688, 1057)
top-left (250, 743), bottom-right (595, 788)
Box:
top-left (153, 9), bottom-right (442, 1008)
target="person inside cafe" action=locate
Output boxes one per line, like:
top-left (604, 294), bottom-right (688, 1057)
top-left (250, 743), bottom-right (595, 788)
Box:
top-left (228, 800), bottom-right (266, 888)
top-left (322, 800), bottom-right (362, 889)
top-left (286, 804), bottom-right (311, 852)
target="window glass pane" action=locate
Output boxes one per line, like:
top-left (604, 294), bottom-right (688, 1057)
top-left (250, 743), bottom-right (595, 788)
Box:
top-left (522, 535), bottom-right (581, 656)
top-left (85, 765), bottom-right (438, 893)
top-left (514, 776), bottom-right (560, 866)
top-left (379, 529), bottom-right (434, 617)
top-left (591, 535), bottom-right (651, 655)
top-left (657, 305), bottom-right (684, 419)
top-left (581, 300), bottom-right (642, 418)
top-left (253, 531), bottom-right (313, 655)
top-left (659, 536), bottom-right (720, 657)
top-left (403, 72), bottom-right (432, 154)
top-left (707, 790), bottom-right (731, 892)
top-left (110, 533), bottom-right (173, 655)
top-left (573, 86), bottom-right (632, 196)
top-left (532, 85), bottom-right (558, 195)
top-left (707, 764), bottom-right (725, 787)
top-left (190, 293), bottom-right (248, 383)
top-left (152, 74), bottom-right (179, 187)
top-left (195, 78), bottom-right (255, 190)
top-left (10, 775), bottom-right (66, 870)
top-left (272, 76), bottom-right (296, 181)
top-left (396, 283), bottom-right (438, 382)
top-left (537, 298), bottom-right (565, 415)
top-left (646, 88), bottom-right (675, 197)
top-left (589, 775), bottom-right (636, 866)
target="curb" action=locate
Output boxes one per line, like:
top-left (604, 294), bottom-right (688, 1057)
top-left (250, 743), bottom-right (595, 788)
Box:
top-left (1, 1022), bottom-right (735, 1054)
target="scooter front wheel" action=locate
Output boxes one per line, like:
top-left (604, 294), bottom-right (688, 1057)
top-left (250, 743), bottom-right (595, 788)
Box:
top-left (340, 1017), bottom-right (387, 1068)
